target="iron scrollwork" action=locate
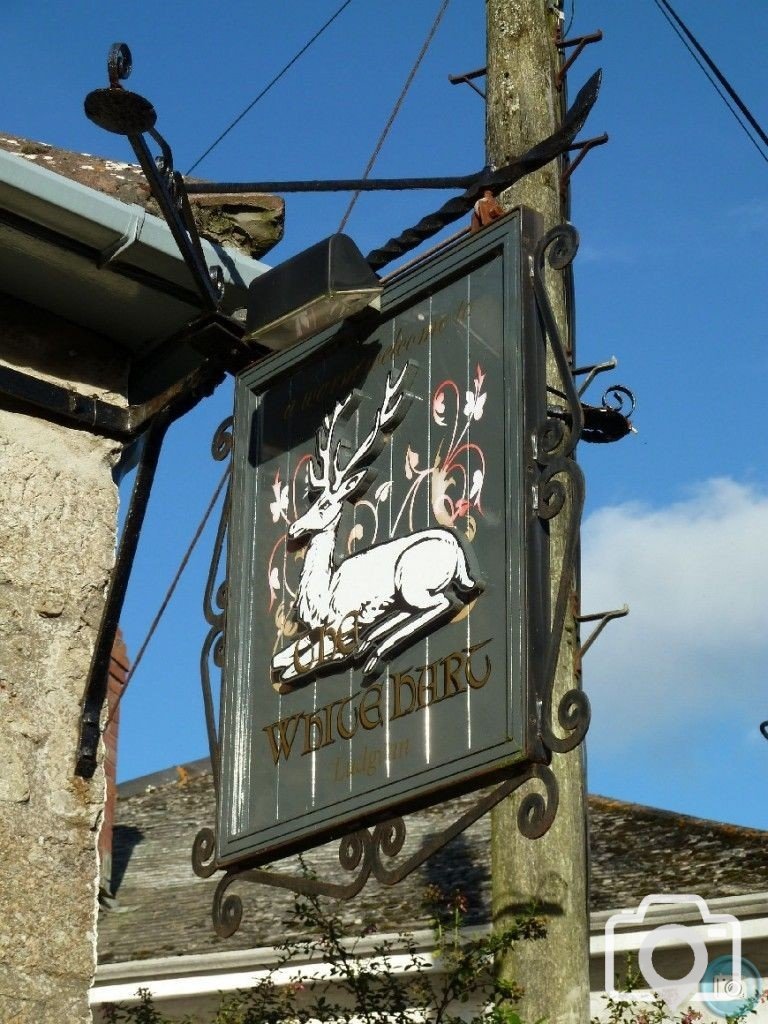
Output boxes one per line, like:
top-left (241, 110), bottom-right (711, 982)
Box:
top-left (196, 763), bottom-right (558, 939)
top-left (199, 417), bottom-right (232, 795)
top-left (532, 225), bottom-right (590, 756)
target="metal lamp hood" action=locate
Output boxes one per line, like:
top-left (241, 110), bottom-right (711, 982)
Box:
top-left (244, 233), bottom-right (382, 351)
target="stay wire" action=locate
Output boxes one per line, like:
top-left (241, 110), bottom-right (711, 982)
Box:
top-left (104, 465), bottom-right (231, 730)
top-left (186, 0), bottom-right (355, 175)
top-left (337, 0), bottom-right (451, 232)
top-left (651, 0), bottom-right (768, 164)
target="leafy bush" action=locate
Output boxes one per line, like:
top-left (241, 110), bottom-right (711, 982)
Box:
top-left (102, 882), bottom-right (544, 1024)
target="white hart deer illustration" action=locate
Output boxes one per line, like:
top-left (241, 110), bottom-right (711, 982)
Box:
top-left (271, 364), bottom-right (482, 689)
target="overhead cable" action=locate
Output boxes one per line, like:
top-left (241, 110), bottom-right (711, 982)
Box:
top-left (651, 0), bottom-right (768, 164)
top-left (186, 0), bottom-right (355, 175)
top-left (338, 0), bottom-right (451, 232)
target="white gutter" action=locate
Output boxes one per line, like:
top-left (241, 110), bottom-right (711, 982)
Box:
top-left (91, 896), bottom-right (768, 1007)
top-left (0, 147), bottom-right (268, 296)
top-left (91, 928), bottom-right (442, 1007)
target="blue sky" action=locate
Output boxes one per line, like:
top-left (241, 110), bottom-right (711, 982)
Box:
top-left (3, 3), bottom-right (766, 828)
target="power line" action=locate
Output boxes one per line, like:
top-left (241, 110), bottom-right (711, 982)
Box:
top-left (564, 0), bottom-right (576, 38)
top-left (186, 0), bottom-right (355, 175)
top-left (338, 0), bottom-right (451, 232)
top-left (105, 466), bottom-right (230, 729)
top-left (651, 0), bottom-right (768, 164)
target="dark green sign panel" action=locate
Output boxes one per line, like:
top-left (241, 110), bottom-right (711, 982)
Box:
top-left (217, 211), bottom-right (548, 866)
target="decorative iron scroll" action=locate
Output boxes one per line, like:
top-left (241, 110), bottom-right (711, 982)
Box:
top-left (199, 417), bottom-right (233, 796)
top-left (193, 762), bottom-right (557, 938)
top-left (192, 225), bottom-right (589, 937)
top-left (531, 224), bottom-right (590, 756)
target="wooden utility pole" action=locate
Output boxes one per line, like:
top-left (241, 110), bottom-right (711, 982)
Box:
top-left (487, 2), bottom-right (590, 1022)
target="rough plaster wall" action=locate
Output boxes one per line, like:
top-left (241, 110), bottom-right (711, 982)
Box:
top-left (0, 311), bottom-right (123, 1022)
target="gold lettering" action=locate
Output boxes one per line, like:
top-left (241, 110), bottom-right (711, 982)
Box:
top-left (465, 639), bottom-right (492, 689)
top-left (262, 714), bottom-right (303, 765)
top-left (392, 670), bottom-right (417, 719)
top-left (301, 709), bottom-right (328, 755)
top-left (359, 683), bottom-right (384, 730)
top-left (416, 663), bottom-right (436, 708)
top-left (439, 652), bottom-right (466, 701)
top-left (392, 738), bottom-right (409, 761)
top-left (292, 630), bottom-right (317, 676)
top-left (315, 624), bottom-right (338, 668)
top-left (336, 694), bottom-right (359, 740)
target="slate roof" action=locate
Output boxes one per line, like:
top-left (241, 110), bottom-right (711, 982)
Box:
top-left (97, 761), bottom-right (768, 965)
top-left (0, 132), bottom-right (283, 258)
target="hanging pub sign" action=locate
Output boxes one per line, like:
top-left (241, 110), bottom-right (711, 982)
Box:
top-left (216, 209), bottom-right (554, 868)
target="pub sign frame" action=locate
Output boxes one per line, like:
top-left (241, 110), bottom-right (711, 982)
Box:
top-left (194, 211), bottom-right (589, 925)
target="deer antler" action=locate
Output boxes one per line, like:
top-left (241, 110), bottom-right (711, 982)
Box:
top-left (339, 366), bottom-right (408, 482)
top-left (309, 394), bottom-right (353, 490)
top-left (381, 365), bottom-right (408, 429)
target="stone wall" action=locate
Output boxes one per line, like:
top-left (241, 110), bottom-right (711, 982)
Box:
top-left (0, 296), bottom-right (125, 1023)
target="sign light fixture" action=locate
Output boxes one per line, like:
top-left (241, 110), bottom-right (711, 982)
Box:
top-left (244, 234), bottom-right (382, 351)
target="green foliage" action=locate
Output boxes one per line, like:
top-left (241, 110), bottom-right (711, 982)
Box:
top-left (101, 881), bottom-right (546, 1024)
top-left (104, 893), bottom-right (767, 1024)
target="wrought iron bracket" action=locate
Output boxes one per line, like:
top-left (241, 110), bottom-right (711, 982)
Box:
top-left (760, 721), bottom-right (768, 741)
top-left (530, 224), bottom-right (590, 755)
top-left (194, 763), bottom-right (557, 937)
top-left (555, 30), bottom-right (603, 89)
top-left (84, 43), bottom-right (223, 312)
top-left (570, 357), bottom-right (637, 444)
top-left (83, 45), bottom-right (600, 281)
top-left (577, 605), bottom-right (629, 659)
top-left (75, 413), bottom-right (171, 778)
top-left (367, 71), bottom-right (601, 271)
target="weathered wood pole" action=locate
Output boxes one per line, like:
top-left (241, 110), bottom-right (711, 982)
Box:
top-left (486, 2), bottom-right (591, 1021)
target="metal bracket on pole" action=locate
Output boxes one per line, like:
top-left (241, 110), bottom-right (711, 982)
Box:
top-left (555, 30), bottom-right (603, 89)
top-left (577, 605), bottom-right (629, 659)
top-left (560, 133), bottom-right (609, 198)
top-left (448, 66), bottom-right (487, 99)
top-left (547, 357), bottom-right (636, 444)
top-left (573, 356), bottom-right (619, 397)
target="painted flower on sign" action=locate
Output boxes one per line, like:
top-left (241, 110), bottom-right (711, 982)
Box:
top-left (463, 365), bottom-right (487, 422)
top-left (269, 471), bottom-right (289, 524)
top-left (404, 444), bottom-right (420, 480)
top-left (432, 389), bottom-right (447, 426)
